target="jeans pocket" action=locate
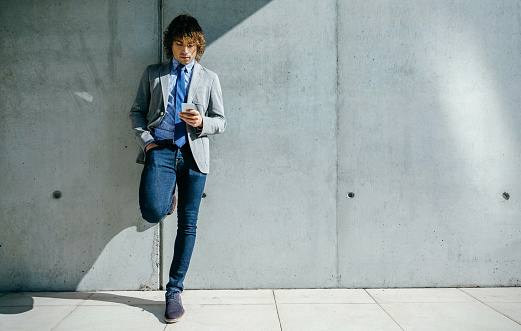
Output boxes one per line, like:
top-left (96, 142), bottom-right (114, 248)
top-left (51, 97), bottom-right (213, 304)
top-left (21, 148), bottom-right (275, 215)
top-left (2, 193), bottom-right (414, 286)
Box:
top-left (145, 144), bottom-right (165, 156)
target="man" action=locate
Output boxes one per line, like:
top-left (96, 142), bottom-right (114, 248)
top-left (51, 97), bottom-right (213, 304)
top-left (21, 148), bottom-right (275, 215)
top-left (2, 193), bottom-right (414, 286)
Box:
top-left (129, 14), bottom-right (226, 323)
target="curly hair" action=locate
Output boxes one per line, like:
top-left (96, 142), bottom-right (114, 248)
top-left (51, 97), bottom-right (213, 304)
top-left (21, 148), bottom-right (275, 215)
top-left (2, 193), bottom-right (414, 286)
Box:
top-left (163, 15), bottom-right (206, 62)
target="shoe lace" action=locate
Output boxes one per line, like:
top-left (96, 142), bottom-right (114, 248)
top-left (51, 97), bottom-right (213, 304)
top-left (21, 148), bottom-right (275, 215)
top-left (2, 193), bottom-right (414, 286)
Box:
top-left (166, 291), bottom-right (181, 303)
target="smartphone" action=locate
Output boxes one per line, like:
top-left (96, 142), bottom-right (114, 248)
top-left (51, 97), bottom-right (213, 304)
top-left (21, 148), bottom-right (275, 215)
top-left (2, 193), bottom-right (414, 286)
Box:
top-left (181, 103), bottom-right (195, 113)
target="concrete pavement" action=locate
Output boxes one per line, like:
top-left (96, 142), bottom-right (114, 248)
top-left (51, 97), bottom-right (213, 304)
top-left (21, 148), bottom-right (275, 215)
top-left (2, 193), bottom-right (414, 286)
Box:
top-left (0, 288), bottom-right (520, 330)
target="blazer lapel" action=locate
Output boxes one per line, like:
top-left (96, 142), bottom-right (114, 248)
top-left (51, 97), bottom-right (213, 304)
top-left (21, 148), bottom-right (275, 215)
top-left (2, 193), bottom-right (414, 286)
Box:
top-left (159, 60), bottom-right (171, 112)
top-left (187, 62), bottom-right (202, 103)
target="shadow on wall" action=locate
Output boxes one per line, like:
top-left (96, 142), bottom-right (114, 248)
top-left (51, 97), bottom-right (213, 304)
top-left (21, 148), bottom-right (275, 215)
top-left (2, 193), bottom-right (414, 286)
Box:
top-left (0, 0), bottom-right (272, 314)
top-left (164, 0), bottom-right (273, 46)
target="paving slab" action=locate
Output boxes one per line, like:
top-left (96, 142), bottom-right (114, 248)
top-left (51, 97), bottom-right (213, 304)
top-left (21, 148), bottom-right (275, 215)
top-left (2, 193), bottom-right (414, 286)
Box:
top-left (367, 288), bottom-right (478, 304)
top-left (52, 305), bottom-right (165, 331)
top-left (166, 304), bottom-right (281, 331)
top-left (460, 287), bottom-right (521, 303)
top-left (277, 303), bottom-right (401, 331)
top-left (82, 291), bottom-right (163, 306)
top-left (0, 292), bottom-right (91, 306)
top-left (1, 289), bottom-right (520, 330)
top-left (182, 289), bottom-right (275, 305)
top-left (0, 305), bottom-right (77, 331)
top-left (381, 302), bottom-right (521, 331)
top-left (274, 289), bottom-right (374, 304)
top-left (486, 303), bottom-right (521, 324)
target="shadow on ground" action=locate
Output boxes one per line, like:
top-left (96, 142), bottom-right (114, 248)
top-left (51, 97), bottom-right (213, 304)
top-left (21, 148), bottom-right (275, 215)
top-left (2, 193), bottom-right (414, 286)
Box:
top-left (0, 292), bottom-right (166, 323)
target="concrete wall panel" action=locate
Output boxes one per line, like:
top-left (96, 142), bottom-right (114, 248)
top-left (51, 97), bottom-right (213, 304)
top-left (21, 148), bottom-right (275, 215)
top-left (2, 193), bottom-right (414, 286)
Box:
top-left (0, 0), bottom-right (159, 291)
top-left (162, 0), bottom-right (339, 289)
top-left (337, 0), bottom-right (521, 287)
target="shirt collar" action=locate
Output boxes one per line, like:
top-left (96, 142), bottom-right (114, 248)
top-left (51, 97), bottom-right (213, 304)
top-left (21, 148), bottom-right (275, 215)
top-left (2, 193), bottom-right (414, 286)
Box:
top-left (172, 58), bottom-right (195, 73)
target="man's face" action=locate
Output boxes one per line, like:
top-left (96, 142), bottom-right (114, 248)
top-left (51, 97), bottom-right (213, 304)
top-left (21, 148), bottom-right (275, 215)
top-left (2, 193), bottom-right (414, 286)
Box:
top-left (172, 38), bottom-right (197, 65)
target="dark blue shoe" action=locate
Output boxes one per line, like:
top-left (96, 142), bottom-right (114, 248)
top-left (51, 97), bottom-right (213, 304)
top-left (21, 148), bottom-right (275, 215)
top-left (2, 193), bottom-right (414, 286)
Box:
top-left (164, 291), bottom-right (185, 323)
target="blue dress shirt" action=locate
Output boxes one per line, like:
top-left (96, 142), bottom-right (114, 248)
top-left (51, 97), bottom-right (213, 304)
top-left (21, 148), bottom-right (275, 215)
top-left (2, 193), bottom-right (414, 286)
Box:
top-left (151, 58), bottom-right (195, 143)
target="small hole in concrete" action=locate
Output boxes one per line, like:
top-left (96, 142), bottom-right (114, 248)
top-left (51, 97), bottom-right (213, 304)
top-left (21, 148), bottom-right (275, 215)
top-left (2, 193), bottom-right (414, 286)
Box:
top-left (502, 192), bottom-right (510, 200)
top-left (347, 192), bottom-right (355, 198)
top-left (53, 191), bottom-right (62, 199)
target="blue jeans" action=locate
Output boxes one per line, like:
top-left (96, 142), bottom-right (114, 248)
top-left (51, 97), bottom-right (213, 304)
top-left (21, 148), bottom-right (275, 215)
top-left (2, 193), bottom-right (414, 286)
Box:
top-left (139, 142), bottom-right (206, 293)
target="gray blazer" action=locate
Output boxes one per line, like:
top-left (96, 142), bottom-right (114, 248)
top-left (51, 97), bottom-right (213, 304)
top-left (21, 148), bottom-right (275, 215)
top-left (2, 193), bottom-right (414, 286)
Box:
top-left (129, 60), bottom-right (226, 174)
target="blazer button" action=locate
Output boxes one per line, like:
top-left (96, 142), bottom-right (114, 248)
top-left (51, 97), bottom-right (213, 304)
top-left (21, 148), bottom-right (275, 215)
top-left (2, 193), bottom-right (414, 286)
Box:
top-left (160, 112), bottom-right (164, 115)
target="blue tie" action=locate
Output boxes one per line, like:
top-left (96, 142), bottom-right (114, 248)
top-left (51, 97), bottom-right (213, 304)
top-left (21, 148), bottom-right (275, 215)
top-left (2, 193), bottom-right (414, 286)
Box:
top-left (174, 65), bottom-right (187, 147)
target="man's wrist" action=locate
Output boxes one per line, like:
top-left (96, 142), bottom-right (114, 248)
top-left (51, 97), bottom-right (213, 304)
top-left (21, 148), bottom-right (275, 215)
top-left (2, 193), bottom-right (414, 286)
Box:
top-left (145, 140), bottom-right (156, 152)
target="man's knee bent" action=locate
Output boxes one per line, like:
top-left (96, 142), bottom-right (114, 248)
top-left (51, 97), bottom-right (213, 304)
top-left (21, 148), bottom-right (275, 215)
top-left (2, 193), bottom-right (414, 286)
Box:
top-left (140, 207), bottom-right (166, 224)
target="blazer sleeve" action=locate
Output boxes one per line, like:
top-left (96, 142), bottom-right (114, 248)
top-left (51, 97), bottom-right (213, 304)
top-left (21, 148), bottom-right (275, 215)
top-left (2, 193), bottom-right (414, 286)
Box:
top-left (129, 66), bottom-right (155, 150)
top-left (199, 74), bottom-right (226, 136)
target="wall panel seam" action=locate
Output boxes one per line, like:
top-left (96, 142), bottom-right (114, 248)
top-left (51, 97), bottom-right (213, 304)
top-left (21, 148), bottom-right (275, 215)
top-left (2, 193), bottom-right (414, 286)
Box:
top-left (158, 0), bottom-right (164, 290)
top-left (334, 0), bottom-right (340, 287)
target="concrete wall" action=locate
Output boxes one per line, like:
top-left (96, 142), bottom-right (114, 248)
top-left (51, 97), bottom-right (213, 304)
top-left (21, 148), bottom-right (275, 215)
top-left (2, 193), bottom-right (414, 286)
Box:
top-left (1, 0), bottom-right (520, 291)
top-left (336, 0), bottom-right (521, 287)
top-left (163, 0), bottom-right (338, 289)
top-left (0, 0), bottom-right (161, 291)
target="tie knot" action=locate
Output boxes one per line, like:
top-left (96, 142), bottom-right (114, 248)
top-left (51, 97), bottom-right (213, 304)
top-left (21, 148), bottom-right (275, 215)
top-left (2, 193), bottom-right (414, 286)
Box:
top-left (177, 65), bottom-right (185, 74)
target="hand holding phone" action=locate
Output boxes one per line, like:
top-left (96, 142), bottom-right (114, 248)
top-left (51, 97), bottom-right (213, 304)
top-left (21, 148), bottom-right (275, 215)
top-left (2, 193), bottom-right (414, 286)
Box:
top-left (179, 103), bottom-right (203, 128)
top-left (181, 103), bottom-right (195, 113)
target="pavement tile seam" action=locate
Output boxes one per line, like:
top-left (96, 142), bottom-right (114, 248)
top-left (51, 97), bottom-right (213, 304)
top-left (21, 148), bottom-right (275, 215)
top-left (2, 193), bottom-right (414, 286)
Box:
top-left (80, 302), bottom-right (276, 306)
top-left (0, 292), bottom-right (95, 308)
top-left (485, 303), bottom-right (521, 325)
top-left (379, 299), bottom-right (521, 326)
top-left (377, 302), bottom-right (521, 331)
top-left (79, 304), bottom-right (164, 308)
top-left (48, 305), bottom-right (168, 330)
top-left (467, 300), bottom-right (521, 326)
top-left (0, 299), bottom-right (89, 307)
top-left (459, 287), bottom-right (521, 303)
top-left (77, 293), bottom-right (93, 306)
top-left (366, 288), bottom-right (480, 304)
top-left (364, 289), bottom-right (406, 331)
top-left (12, 301), bottom-right (91, 307)
top-left (49, 304), bottom-right (83, 331)
top-left (272, 290), bottom-right (283, 331)
top-left (184, 303), bottom-right (279, 307)
top-left (457, 288), bottom-right (488, 304)
top-left (275, 302), bottom-right (378, 305)
top-left (273, 289), bottom-right (376, 305)
top-left (276, 302), bottom-right (406, 331)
